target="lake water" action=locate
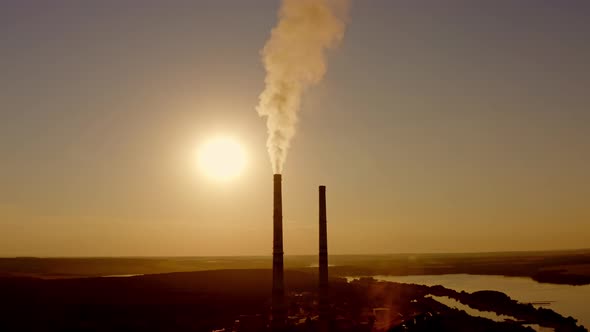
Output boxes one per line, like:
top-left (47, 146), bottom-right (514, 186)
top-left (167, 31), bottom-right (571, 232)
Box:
top-left (427, 295), bottom-right (553, 332)
top-left (366, 274), bottom-right (590, 329)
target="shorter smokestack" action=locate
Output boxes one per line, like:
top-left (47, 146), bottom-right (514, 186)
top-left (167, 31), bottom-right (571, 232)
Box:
top-left (319, 185), bottom-right (329, 331)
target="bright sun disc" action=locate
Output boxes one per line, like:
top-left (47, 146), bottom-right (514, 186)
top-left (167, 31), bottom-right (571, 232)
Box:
top-left (198, 136), bottom-right (246, 181)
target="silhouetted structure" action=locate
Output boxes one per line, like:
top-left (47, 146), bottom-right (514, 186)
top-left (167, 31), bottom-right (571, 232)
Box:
top-left (272, 174), bottom-right (286, 331)
top-left (319, 185), bottom-right (329, 332)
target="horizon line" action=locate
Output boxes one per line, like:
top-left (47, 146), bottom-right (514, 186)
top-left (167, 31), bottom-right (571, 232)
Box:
top-left (2, 247), bottom-right (589, 259)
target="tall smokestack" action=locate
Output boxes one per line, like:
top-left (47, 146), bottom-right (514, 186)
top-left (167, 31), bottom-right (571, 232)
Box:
top-left (319, 185), bottom-right (329, 331)
top-left (272, 174), bottom-right (286, 330)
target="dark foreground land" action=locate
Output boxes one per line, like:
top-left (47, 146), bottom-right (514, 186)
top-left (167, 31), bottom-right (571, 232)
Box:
top-left (0, 269), bottom-right (586, 332)
top-left (2, 249), bottom-right (590, 285)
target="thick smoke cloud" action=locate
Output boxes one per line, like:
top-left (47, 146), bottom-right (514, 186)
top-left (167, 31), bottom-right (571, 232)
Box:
top-left (257, 0), bottom-right (349, 173)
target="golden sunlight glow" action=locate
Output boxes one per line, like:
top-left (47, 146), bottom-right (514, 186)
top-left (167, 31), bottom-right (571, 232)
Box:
top-left (198, 136), bottom-right (246, 181)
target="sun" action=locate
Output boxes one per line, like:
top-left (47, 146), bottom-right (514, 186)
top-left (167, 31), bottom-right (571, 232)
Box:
top-left (198, 136), bottom-right (247, 181)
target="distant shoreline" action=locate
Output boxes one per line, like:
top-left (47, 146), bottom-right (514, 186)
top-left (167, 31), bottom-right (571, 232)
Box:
top-left (2, 247), bottom-right (589, 259)
top-left (1, 249), bottom-right (589, 286)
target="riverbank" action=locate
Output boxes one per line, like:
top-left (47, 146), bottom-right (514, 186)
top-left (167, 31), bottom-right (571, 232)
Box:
top-left (1, 270), bottom-right (586, 331)
top-left (365, 274), bottom-right (590, 330)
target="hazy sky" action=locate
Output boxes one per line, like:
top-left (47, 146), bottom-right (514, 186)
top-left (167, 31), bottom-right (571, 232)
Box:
top-left (1, 1), bottom-right (589, 256)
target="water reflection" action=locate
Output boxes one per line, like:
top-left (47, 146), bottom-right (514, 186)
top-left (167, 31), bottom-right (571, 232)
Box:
top-left (428, 295), bottom-right (554, 332)
top-left (371, 274), bottom-right (589, 328)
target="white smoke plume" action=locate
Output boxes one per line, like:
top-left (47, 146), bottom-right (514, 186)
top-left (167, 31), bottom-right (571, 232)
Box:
top-left (257, 0), bottom-right (349, 173)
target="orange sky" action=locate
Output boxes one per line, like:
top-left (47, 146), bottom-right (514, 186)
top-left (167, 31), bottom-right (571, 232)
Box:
top-left (1, 1), bottom-right (589, 256)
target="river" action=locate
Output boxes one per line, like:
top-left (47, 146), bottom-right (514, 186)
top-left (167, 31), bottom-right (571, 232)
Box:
top-left (365, 274), bottom-right (589, 329)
